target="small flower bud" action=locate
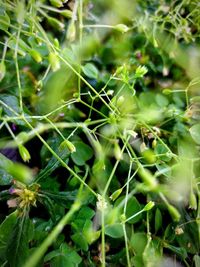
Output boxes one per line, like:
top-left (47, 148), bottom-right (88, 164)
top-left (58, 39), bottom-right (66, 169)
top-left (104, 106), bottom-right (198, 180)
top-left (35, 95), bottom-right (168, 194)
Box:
top-left (60, 10), bottom-right (73, 18)
top-left (110, 188), bottom-right (123, 201)
top-left (0, 61), bottom-right (6, 82)
top-left (48, 52), bottom-right (60, 72)
top-left (189, 192), bottom-right (197, 210)
top-left (59, 140), bottom-right (76, 153)
top-left (168, 204), bottom-right (181, 222)
top-left (67, 21), bottom-right (76, 42)
top-left (47, 17), bottom-right (65, 31)
top-left (114, 24), bottom-right (129, 33)
top-left (135, 65), bottom-right (148, 77)
top-left (29, 49), bottom-right (42, 63)
top-left (18, 144), bottom-right (31, 162)
top-left (96, 194), bottom-right (108, 211)
top-left (49, 0), bottom-right (63, 8)
top-left (143, 201), bottom-right (155, 211)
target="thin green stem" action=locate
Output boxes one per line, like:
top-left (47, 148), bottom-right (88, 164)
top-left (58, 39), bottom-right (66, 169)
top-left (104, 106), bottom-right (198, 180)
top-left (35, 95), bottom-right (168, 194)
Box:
top-left (78, 0), bottom-right (83, 99)
top-left (14, 25), bottom-right (23, 113)
top-left (22, 117), bottom-right (97, 197)
top-left (101, 208), bottom-right (106, 267)
top-left (122, 223), bottom-right (131, 267)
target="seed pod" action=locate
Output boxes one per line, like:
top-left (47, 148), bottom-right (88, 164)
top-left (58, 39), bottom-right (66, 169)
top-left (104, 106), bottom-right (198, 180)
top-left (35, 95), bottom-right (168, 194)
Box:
top-left (67, 21), bottom-right (76, 42)
top-left (109, 188), bottom-right (123, 201)
top-left (48, 52), bottom-right (60, 72)
top-left (114, 24), bottom-right (129, 33)
top-left (49, 0), bottom-right (63, 8)
top-left (138, 168), bottom-right (157, 189)
top-left (18, 144), bottom-right (31, 162)
top-left (0, 61), bottom-right (6, 82)
top-left (114, 142), bottom-right (122, 160)
top-left (53, 38), bottom-right (60, 49)
top-left (59, 140), bottom-right (76, 153)
top-left (29, 49), bottom-right (42, 63)
top-left (60, 10), bottom-right (73, 18)
top-left (143, 201), bottom-right (155, 211)
top-left (167, 204), bottom-right (181, 222)
top-left (162, 89), bottom-right (172, 95)
top-left (189, 192), bottom-right (197, 210)
top-left (47, 17), bottom-right (65, 31)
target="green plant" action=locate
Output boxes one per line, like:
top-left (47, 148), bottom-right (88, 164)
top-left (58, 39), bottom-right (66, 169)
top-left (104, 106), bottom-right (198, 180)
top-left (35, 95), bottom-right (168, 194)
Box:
top-left (0, 0), bottom-right (199, 267)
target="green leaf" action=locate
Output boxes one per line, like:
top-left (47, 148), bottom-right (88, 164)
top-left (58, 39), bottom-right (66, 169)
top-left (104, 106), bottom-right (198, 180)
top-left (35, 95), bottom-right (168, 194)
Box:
top-left (130, 232), bottom-right (147, 255)
top-left (125, 197), bottom-right (142, 224)
top-left (132, 255), bottom-right (144, 267)
top-left (6, 212), bottom-right (32, 267)
top-left (71, 141), bottom-right (93, 166)
top-left (105, 223), bottom-right (124, 238)
top-left (82, 63), bottom-right (98, 79)
top-left (38, 194), bottom-right (56, 222)
top-left (155, 94), bottom-right (169, 107)
top-left (155, 163), bottom-right (171, 178)
top-left (76, 206), bottom-right (95, 220)
top-left (165, 244), bottom-right (187, 259)
top-left (155, 208), bottom-right (162, 233)
top-left (44, 243), bottom-right (82, 267)
top-left (71, 232), bottom-right (88, 251)
top-left (189, 124), bottom-right (200, 145)
top-left (0, 211), bottom-right (18, 260)
top-left (37, 139), bottom-right (70, 181)
top-left (154, 143), bottom-right (172, 162)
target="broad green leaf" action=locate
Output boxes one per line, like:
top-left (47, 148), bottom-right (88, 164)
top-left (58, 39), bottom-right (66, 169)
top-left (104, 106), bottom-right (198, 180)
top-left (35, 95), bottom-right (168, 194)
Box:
top-left (71, 141), bottom-right (93, 166)
top-left (41, 190), bottom-right (77, 207)
top-left (37, 138), bottom-right (70, 181)
top-left (164, 244), bottom-right (187, 259)
top-left (189, 124), bottom-right (200, 145)
top-left (38, 194), bottom-right (56, 222)
top-left (143, 239), bottom-right (161, 267)
top-left (130, 232), bottom-right (147, 255)
top-left (76, 206), bottom-right (95, 220)
top-left (154, 143), bottom-right (172, 162)
top-left (115, 196), bottom-right (142, 224)
top-left (125, 197), bottom-right (142, 224)
top-left (6, 212), bottom-right (32, 267)
top-left (0, 211), bottom-right (18, 260)
top-left (132, 255), bottom-right (144, 267)
top-left (82, 220), bottom-right (100, 244)
top-left (155, 163), bottom-right (171, 178)
top-left (155, 94), bottom-right (169, 107)
top-left (105, 223), bottom-right (124, 238)
top-left (71, 232), bottom-right (88, 251)
top-left (82, 63), bottom-right (98, 79)
top-left (44, 243), bottom-right (82, 266)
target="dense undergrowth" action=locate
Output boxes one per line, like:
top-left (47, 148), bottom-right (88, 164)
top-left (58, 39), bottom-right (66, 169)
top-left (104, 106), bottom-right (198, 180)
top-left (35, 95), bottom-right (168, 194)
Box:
top-left (0, 0), bottom-right (200, 266)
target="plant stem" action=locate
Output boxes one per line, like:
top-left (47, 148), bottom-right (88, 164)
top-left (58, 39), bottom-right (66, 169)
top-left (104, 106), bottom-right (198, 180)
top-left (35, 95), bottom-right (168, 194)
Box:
top-left (23, 201), bottom-right (81, 267)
